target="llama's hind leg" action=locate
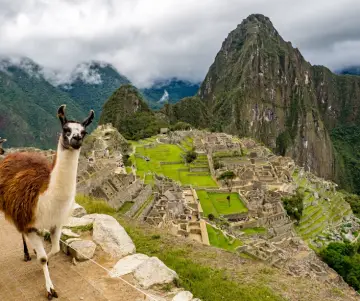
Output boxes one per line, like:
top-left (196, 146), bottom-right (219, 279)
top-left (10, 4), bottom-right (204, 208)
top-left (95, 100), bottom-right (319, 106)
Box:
top-left (26, 232), bottom-right (58, 300)
top-left (22, 234), bottom-right (31, 262)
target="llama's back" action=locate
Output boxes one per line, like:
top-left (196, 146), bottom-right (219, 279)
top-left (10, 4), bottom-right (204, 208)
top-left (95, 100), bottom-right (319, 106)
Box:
top-left (0, 152), bottom-right (51, 232)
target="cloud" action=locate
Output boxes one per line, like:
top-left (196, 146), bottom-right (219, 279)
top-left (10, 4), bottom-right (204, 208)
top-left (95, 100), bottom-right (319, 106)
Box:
top-left (0, 0), bottom-right (359, 87)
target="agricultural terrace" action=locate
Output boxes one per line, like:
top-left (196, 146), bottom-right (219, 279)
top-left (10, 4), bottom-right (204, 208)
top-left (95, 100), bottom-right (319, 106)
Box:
top-left (130, 139), bottom-right (218, 187)
top-left (197, 190), bottom-right (248, 218)
top-left (206, 224), bottom-right (242, 251)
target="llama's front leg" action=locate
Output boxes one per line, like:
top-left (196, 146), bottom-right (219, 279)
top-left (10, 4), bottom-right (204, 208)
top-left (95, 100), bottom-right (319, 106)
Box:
top-left (47, 225), bottom-right (61, 261)
top-left (26, 232), bottom-right (58, 300)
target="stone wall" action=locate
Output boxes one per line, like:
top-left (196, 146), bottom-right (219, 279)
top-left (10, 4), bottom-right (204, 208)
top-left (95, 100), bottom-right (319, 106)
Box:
top-left (126, 185), bottom-right (153, 218)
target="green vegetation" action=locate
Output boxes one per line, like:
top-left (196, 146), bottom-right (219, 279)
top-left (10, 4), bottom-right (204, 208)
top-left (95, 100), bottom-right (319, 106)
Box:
top-left (206, 224), bottom-right (242, 251)
top-left (0, 59), bottom-right (85, 148)
top-left (133, 142), bottom-right (217, 187)
top-left (197, 190), bottom-right (248, 217)
top-left (185, 150), bottom-right (197, 163)
top-left (99, 84), bottom-right (168, 140)
top-left (282, 189), bottom-right (304, 222)
top-left (118, 201), bottom-right (134, 214)
top-left (162, 96), bottom-right (211, 128)
top-left (75, 194), bottom-right (116, 215)
top-left (241, 227), bottom-right (267, 235)
top-left (331, 126), bottom-right (360, 194)
top-left (60, 62), bottom-right (130, 124)
top-left (217, 171), bottom-right (236, 193)
top-left (170, 121), bottom-right (192, 131)
top-left (70, 224), bottom-right (94, 232)
top-left (343, 192), bottom-right (360, 218)
top-left (320, 242), bottom-right (360, 291)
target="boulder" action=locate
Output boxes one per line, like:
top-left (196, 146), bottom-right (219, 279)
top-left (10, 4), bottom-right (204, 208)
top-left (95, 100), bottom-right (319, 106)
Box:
top-left (109, 253), bottom-right (149, 278)
top-left (83, 214), bottom-right (115, 221)
top-left (61, 238), bottom-right (82, 255)
top-left (69, 240), bottom-right (96, 261)
top-left (62, 228), bottom-right (80, 238)
top-left (72, 203), bottom-right (87, 217)
top-left (172, 291), bottom-right (193, 301)
top-left (134, 257), bottom-right (178, 289)
top-left (92, 215), bottom-right (136, 259)
top-left (64, 216), bottom-right (93, 228)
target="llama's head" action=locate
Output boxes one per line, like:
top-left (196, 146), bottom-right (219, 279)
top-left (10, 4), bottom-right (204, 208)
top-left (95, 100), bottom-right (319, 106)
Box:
top-left (57, 105), bottom-right (95, 150)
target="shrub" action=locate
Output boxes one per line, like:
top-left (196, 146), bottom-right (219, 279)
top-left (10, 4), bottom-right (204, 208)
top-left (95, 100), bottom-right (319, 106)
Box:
top-left (282, 189), bottom-right (304, 222)
top-left (185, 150), bottom-right (197, 163)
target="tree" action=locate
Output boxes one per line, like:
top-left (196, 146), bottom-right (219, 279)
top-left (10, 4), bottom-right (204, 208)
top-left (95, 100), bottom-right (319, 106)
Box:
top-left (185, 150), bottom-right (197, 163)
top-left (217, 171), bottom-right (236, 206)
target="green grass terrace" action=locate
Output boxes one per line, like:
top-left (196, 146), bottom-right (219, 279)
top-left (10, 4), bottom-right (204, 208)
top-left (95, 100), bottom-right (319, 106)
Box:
top-left (130, 141), bottom-right (218, 187)
top-left (197, 190), bottom-right (248, 218)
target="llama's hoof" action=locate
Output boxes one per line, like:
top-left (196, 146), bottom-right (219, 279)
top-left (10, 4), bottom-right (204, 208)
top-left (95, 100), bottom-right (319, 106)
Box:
top-left (24, 254), bottom-right (31, 262)
top-left (47, 288), bottom-right (58, 300)
top-left (50, 288), bottom-right (58, 298)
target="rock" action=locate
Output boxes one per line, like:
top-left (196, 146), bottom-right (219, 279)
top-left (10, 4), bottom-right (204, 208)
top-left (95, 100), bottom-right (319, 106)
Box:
top-left (172, 291), bottom-right (193, 301)
top-left (344, 232), bottom-right (355, 241)
top-left (72, 202), bottom-right (87, 217)
top-left (92, 215), bottom-right (136, 259)
top-left (82, 214), bottom-right (115, 221)
top-left (62, 228), bottom-right (80, 238)
top-left (61, 238), bottom-right (82, 255)
top-left (64, 216), bottom-right (93, 228)
top-left (109, 254), bottom-right (149, 278)
top-left (134, 257), bottom-right (178, 289)
top-left (69, 240), bottom-right (96, 261)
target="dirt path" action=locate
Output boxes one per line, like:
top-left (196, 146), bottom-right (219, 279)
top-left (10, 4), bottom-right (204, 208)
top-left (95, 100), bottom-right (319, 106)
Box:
top-left (0, 213), bottom-right (148, 301)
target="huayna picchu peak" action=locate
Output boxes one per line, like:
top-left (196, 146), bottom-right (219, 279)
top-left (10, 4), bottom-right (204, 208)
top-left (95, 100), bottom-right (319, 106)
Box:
top-left (162, 14), bottom-right (360, 194)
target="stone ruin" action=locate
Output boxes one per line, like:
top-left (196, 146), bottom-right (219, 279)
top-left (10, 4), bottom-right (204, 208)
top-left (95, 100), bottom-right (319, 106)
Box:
top-left (144, 178), bottom-right (210, 246)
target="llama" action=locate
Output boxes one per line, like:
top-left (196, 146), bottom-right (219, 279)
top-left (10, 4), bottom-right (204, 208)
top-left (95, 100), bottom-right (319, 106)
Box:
top-left (0, 105), bottom-right (94, 300)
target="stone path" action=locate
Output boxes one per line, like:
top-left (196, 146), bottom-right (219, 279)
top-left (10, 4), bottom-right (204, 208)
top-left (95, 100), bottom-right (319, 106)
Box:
top-left (0, 213), bottom-right (148, 301)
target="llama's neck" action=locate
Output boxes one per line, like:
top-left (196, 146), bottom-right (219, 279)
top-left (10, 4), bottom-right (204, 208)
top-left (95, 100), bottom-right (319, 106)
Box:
top-left (48, 138), bottom-right (80, 199)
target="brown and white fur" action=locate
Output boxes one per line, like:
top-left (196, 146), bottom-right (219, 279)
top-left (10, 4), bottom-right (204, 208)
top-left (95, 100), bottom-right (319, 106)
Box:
top-left (0, 105), bottom-right (94, 300)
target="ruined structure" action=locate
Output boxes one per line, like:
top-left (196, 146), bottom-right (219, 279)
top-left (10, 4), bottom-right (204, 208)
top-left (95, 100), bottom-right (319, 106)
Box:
top-left (145, 178), bottom-right (209, 245)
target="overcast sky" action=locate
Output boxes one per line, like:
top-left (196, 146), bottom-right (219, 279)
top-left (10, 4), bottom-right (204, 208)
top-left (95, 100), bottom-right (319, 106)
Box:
top-left (0, 0), bottom-right (359, 87)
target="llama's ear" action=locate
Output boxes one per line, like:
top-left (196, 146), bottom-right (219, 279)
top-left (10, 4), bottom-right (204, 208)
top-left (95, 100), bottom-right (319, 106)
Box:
top-left (82, 110), bottom-right (95, 128)
top-left (57, 104), bottom-right (67, 126)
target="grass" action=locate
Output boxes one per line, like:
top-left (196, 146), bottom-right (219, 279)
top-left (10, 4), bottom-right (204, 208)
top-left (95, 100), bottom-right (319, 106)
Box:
top-left (241, 227), bottom-right (266, 235)
top-left (75, 194), bottom-right (116, 215)
top-left (71, 224), bottom-right (94, 232)
top-left (197, 190), bottom-right (248, 217)
top-left (118, 201), bottom-right (134, 214)
top-left (206, 224), bottom-right (242, 251)
top-left (133, 143), bottom-right (217, 187)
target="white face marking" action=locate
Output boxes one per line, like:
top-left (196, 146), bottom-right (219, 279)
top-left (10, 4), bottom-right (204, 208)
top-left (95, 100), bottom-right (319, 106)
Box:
top-left (66, 123), bottom-right (85, 142)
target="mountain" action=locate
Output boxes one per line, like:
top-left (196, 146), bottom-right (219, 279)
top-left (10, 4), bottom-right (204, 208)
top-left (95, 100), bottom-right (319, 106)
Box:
top-left (338, 66), bottom-right (360, 76)
top-left (166, 14), bottom-right (360, 192)
top-left (141, 79), bottom-right (200, 110)
top-left (99, 84), bottom-right (168, 140)
top-left (0, 57), bottom-right (84, 149)
top-left (59, 61), bottom-right (130, 121)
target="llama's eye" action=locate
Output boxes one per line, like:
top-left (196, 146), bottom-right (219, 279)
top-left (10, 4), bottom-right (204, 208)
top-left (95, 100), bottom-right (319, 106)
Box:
top-left (81, 130), bottom-right (87, 136)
